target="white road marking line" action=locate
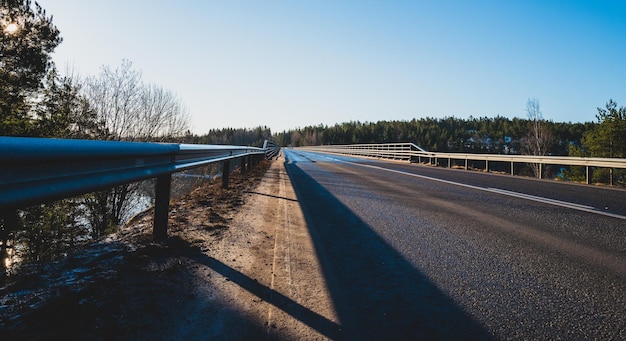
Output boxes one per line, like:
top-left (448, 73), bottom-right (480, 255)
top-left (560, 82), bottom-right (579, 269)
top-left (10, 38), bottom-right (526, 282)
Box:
top-left (485, 188), bottom-right (594, 210)
top-left (484, 188), bottom-right (626, 220)
top-left (306, 152), bottom-right (626, 220)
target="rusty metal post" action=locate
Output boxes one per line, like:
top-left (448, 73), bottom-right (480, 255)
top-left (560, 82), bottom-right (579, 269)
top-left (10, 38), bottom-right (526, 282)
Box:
top-left (222, 160), bottom-right (231, 188)
top-left (154, 173), bottom-right (172, 240)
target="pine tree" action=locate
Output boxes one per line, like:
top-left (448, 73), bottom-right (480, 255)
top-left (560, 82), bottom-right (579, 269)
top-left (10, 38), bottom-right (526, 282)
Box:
top-left (584, 100), bottom-right (626, 158)
top-left (583, 100), bottom-right (626, 185)
top-left (1, 0), bottom-right (61, 135)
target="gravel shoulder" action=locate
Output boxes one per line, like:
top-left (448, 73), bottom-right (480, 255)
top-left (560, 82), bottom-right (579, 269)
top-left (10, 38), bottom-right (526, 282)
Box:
top-left (1, 157), bottom-right (339, 340)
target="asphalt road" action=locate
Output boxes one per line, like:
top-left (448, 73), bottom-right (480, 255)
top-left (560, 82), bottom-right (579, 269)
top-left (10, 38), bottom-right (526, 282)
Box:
top-left (283, 149), bottom-right (626, 340)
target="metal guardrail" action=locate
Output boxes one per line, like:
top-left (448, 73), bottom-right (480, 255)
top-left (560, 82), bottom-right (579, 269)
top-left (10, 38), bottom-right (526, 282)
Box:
top-left (303, 143), bottom-right (626, 184)
top-left (263, 139), bottom-right (281, 159)
top-left (0, 136), bottom-right (280, 238)
top-left (304, 143), bottom-right (426, 161)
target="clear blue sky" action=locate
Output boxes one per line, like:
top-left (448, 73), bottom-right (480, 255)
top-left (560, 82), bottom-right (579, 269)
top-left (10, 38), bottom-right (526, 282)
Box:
top-left (37, 0), bottom-right (626, 134)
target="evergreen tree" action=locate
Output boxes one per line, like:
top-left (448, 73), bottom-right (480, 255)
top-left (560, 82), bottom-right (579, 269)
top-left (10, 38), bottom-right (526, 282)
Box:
top-left (1, 0), bottom-right (61, 135)
top-left (34, 67), bottom-right (105, 138)
top-left (584, 100), bottom-right (626, 158)
top-left (583, 100), bottom-right (626, 185)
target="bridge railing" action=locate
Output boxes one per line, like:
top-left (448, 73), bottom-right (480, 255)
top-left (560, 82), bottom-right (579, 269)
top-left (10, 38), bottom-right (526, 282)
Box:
top-left (302, 143), bottom-right (626, 184)
top-left (0, 136), bottom-right (280, 238)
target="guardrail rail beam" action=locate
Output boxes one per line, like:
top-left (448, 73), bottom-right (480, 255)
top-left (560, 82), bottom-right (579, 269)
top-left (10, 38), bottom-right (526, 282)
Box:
top-left (0, 137), bottom-right (281, 239)
top-left (302, 142), bottom-right (626, 184)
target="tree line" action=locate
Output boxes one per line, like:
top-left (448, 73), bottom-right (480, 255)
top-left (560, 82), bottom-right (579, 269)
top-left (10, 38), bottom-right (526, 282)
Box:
top-left (182, 126), bottom-right (272, 148)
top-left (275, 116), bottom-right (594, 155)
top-left (274, 99), bottom-right (624, 184)
top-left (274, 99), bottom-right (625, 184)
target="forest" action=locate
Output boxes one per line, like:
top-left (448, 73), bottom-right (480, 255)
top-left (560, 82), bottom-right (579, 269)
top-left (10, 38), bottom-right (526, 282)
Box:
top-left (273, 117), bottom-right (596, 156)
top-left (182, 126), bottom-right (273, 148)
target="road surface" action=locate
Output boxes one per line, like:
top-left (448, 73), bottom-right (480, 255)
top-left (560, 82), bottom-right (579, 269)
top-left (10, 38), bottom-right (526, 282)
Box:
top-left (284, 149), bottom-right (626, 340)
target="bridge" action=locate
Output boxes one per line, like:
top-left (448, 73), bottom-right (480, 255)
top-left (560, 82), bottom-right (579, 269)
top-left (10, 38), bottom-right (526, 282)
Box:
top-left (1, 137), bottom-right (625, 339)
top-left (283, 148), bottom-right (625, 339)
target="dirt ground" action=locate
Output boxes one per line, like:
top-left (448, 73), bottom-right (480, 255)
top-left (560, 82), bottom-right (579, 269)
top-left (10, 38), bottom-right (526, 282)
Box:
top-left (1, 157), bottom-right (340, 340)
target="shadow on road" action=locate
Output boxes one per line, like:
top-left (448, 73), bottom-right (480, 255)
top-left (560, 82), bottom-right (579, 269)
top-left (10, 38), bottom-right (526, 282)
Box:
top-left (284, 155), bottom-right (494, 340)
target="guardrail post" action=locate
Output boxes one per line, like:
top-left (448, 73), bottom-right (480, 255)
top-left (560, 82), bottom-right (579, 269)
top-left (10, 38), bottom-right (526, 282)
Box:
top-left (154, 174), bottom-right (172, 240)
top-left (586, 166), bottom-right (591, 185)
top-left (222, 160), bottom-right (231, 188)
top-left (240, 156), bottom-right (247, 176)
top-left (252, 154), bottom-right (259, 167)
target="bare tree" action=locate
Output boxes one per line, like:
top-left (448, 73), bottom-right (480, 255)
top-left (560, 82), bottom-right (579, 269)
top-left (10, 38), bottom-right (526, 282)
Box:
top-left (83, 59), bottom-right (142, 140)
top-left (84, 59), bottom-right (189, 141)
top-left (135, 83), bottom-right (190, 141)
top-left (522, 98), bottom-right (552, 178)
top-left (81, 60), bottom-right (190, 236)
